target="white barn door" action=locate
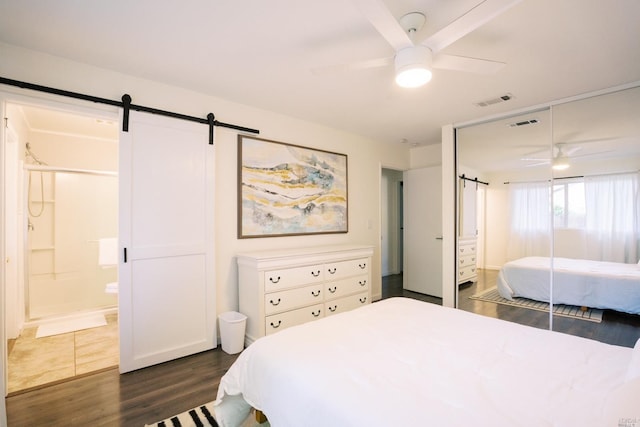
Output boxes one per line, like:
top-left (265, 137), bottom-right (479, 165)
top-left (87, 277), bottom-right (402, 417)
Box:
top-left (119, 111), bottom-right (215, 373)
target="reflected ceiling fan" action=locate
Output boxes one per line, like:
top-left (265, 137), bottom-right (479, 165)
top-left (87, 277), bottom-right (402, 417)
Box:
top-left (318, 0), bottom-right (524, 87)
top-left (521, 142), bottom-right (614, 170)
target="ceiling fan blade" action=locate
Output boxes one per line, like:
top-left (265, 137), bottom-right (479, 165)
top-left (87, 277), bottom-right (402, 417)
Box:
top-left (560, 136), bottom-right (625, 146)
top-left (570, 150), bottom-right (616, 159)
top-left (422, 0), bottom-right (524, 53)
top-left (311, 56), bottom-right (393, 75)
top-left (524, 161), bottom-right (550, 167)
top-left (352, 0), bottom-right (413, 51)
top-left (564, 146), bottom-right (583, 156)
top-left (521, 157), bottom-right (550, 162)
top-left (433, 53), bottom-right (505, 74)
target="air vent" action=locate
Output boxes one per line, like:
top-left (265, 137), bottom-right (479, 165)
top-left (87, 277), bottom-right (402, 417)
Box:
top-left (474, 93), bottom-right (513, 107)
top-left (507, 118), bottom-right (539, 128)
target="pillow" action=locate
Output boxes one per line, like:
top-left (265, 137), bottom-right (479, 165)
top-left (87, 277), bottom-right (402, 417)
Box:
top-left (213, 393), bottom-right (252, 427)
top-left (625, 338), bottom-right (640, 382)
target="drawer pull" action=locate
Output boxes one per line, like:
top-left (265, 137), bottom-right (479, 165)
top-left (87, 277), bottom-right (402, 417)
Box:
top-left (459, 271), bottom-right (464, 276)
top-left (359, 280), bottom-right (367, 287)
top-left (359, 297), bottom-right (367, 304)
top-left (329, 305), bottom-right (337, 312)
top-left (328, 267), bottom-right (337, 274)
top-left (270, 320), bottom-right (282, 329)
top-left (358, 263), bottom-right (366, 269)
top-left (311, 290), bottom-right (321, 297)
top-left (269, 276), bottom-right (281, 284)
top-left (269, 298), bottom-right (281, 306)
top-left (312, 309), bottom-right (321, 317)
top-left (311, 270), bottom-right (321, 277)
top-left (460, 259), bottom-right (465, 264)
top-left (328, 286), bottom-right (337, 293)
top-left (460, 248), bottom-right (465, 253)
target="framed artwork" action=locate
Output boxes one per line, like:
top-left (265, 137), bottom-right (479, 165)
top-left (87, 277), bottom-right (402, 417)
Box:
top-left (238, 135), bottom-right (348, 238)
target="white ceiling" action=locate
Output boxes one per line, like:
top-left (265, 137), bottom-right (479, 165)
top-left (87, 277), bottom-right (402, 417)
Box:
top-left (1, 0), bottom-right (640, 148)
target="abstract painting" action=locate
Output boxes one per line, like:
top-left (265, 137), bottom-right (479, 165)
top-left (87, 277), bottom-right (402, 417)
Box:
top-left (238, 136), bottom-right (348, 238)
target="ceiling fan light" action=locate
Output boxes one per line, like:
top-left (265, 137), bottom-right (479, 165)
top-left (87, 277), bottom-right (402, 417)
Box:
top-left (395, 46), bottom-right (432, 88)
top-left (396, 68), bottom-right (432, 88)
top-left (552, 156), bottom-right (570, 170)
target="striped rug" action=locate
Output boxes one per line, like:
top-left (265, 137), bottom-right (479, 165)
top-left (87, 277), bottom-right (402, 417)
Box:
top-left (145, 402), bottom-right (218, 427)
top-left (146, 402), bottom-right (270, 427)
top-left (469, 287), bottom-right (604, 323)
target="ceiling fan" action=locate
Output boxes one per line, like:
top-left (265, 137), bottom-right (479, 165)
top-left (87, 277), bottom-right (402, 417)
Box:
top-left (321, 0), bottom-right (524, 87)
top-left (521, 142), bottom-right (614, 170)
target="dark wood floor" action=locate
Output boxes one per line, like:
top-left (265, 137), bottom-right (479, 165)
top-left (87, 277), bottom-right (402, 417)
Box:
top-left (6, 271), bottom-right (640, 425)
top-left (6, 349), bottom-right (238, 426)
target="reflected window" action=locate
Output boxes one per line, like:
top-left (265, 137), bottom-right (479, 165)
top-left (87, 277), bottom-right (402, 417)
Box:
top-left (553, 179), bottom-right (585, 229)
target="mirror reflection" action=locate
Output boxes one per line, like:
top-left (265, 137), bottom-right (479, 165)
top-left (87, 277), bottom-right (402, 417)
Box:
top-left (456, 109), bottom-right (553, 329)
top-left (551, 87), bottom-right (640, 317)
top-left (455, 85), bottom-right (640, 339)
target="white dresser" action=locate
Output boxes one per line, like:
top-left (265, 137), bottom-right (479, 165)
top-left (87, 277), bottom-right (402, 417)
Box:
top-left (458, 237), bottom-right (478, 284)
top-left (237, 244), bottom-right (374, 345)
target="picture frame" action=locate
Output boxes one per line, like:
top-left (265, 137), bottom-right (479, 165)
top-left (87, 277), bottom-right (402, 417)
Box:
top-left (238, 135), bottom-right (348, 238)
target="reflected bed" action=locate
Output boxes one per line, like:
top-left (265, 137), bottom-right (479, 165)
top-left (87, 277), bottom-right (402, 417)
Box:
top-left (498, 256), bottom-right (640, 315)
top-left (214, 297), bottom-right (639, 426)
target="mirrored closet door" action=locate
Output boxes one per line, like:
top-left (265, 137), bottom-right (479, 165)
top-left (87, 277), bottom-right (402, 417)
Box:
top-left (454, 84), bottom-right (640, 337)
top-left (456, 108), bottom-right (553, 329)
top-left (550, 86), bottom-right (640, 328)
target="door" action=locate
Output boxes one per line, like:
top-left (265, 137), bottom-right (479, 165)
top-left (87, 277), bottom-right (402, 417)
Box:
top-left (403, 166), bottom-right (442, 297)
top-left (119, 111), bottom-right (215, 373)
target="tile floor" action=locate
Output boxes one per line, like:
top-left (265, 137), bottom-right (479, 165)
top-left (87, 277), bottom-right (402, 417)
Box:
top-left (7, 313), bottom-right (119, 394)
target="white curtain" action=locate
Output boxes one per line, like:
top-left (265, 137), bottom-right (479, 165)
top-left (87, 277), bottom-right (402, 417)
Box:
top-left (507, 181), bottom-right (552, 260)
top-left (584, 172), bottom-right (640, 263)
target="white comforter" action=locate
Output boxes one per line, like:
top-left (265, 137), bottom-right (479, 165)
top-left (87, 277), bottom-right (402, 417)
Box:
top-left (215, 298), bottom-right (637, 427)
top-left (497, 256), bottom-right (640, 314)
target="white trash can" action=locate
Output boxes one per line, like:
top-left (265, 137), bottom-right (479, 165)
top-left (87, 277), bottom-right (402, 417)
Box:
top-left (219, 311), bottom-right (247, 354)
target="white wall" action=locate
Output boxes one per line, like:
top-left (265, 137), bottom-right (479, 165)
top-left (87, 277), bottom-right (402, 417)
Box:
top-left (410, 143), bottom-right (442, 169)
top-left (0, 42), bottom-right (411, 316)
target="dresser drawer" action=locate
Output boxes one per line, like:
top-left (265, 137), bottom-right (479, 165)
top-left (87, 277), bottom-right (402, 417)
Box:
top-left (458, 253), bottom-right (476, 268)
top-left (458, 244), bottom-right (476, 256)
top-left (264, 284), bottom-right (323, 315)
top-left (325, 292), bottom-right (369, 316)
top-left (264, 264), bottom-right (323, 292)
top-left (324, 258), bottom-right (369, 280)
top-left (325, 275), bottom-right (369, 300)
top-left (459, 264), bottom-right (477, 282)
top-left (265, 303), bottom-right (324, 335)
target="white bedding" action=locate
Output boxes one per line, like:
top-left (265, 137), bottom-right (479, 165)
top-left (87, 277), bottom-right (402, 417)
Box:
top-left (497, 256), bottom-right (640, 314)
top-left (215, 298), bottom-right (637, 427)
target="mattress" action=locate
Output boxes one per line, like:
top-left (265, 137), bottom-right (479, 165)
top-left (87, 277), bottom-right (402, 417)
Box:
top-left (497, 256), bottom-right (640, 314)
top-left (215, 297), bottom-right (637, 426)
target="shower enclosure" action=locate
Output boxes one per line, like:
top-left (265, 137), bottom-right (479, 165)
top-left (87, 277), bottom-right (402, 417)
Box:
top-left (25, 165), bottom-right (118, 320)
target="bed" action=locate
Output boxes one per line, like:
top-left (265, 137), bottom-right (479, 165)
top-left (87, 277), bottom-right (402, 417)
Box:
top-left (214, 297), bottom-right (640, 426)
top-left (497, 256), bottom-right (640, 315)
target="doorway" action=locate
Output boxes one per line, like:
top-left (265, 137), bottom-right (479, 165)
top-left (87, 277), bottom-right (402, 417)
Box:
top-left (381, 168), bottom-right (404, 283)
top-left (3, 101), bottom-right (119, 393)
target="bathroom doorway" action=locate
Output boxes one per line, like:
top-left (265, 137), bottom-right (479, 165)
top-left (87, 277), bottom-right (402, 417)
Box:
top-left (3, 100), bottom-right (119, 393)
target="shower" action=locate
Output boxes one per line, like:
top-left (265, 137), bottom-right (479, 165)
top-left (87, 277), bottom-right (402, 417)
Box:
top-left (19, 120), bottom-right (118, 326)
